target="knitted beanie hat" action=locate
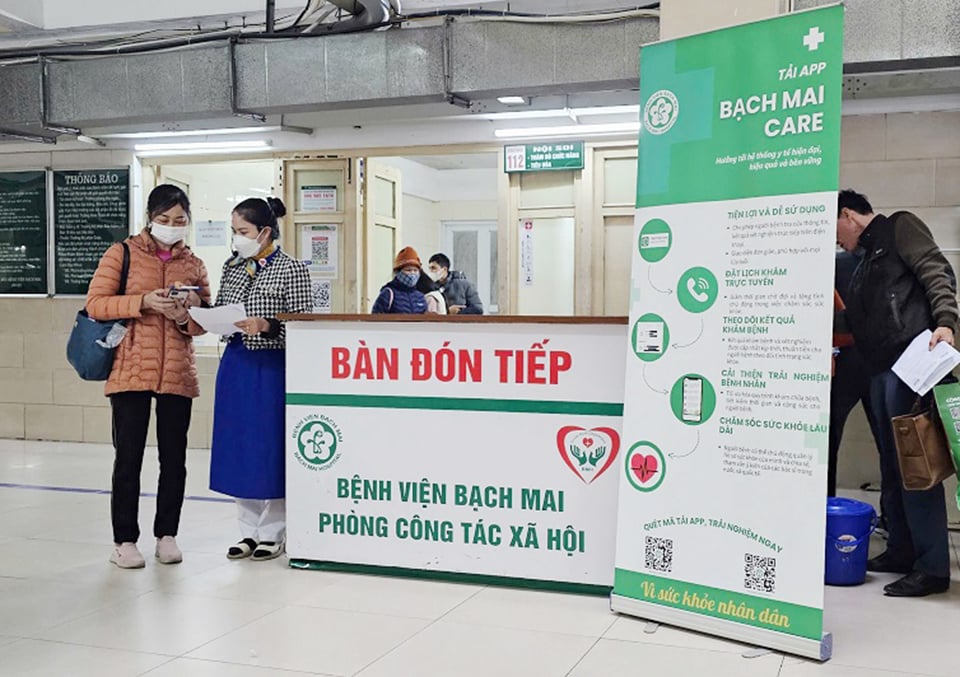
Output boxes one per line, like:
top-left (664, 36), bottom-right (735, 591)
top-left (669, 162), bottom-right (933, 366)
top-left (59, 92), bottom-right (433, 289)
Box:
top-left (393, 246), bottom-right (421, 271)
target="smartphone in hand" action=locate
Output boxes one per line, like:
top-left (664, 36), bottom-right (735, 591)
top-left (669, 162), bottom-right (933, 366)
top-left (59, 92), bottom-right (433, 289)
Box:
top-left (168, 285), bottom-right (199, 301)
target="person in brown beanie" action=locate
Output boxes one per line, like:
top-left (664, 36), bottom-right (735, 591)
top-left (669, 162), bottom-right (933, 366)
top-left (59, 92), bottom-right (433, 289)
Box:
top-left (371, 246), bottom-right (428, 314)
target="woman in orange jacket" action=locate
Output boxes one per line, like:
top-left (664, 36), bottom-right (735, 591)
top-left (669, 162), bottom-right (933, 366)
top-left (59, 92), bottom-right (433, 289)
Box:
top-left (86, 184), bottom-right (211, 569)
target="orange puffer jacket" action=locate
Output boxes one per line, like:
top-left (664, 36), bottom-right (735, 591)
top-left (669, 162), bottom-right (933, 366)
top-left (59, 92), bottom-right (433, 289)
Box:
top-left (86, 229), bottom-right (211, 398)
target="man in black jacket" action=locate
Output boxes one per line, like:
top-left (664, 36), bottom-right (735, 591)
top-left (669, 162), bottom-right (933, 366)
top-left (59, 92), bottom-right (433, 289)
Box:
top-left (828, 250), bottom-right (884, 498)
top-left (428, 253), bottom-right (484, 315)
top-left (837, 189), bottom-right (958, 597)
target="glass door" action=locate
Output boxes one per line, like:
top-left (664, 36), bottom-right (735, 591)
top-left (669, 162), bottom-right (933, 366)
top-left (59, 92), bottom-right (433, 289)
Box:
top-left (442, 220), bottom-right (499, 314)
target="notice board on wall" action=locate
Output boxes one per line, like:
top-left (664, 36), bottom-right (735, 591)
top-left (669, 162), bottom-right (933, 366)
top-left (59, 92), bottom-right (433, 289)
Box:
top-left (54, 169), bottom-right (130, 295)
top-left (0, 171), bottom-right (47, 295)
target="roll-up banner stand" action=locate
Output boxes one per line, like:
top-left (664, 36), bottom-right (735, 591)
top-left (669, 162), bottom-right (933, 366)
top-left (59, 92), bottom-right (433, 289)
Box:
top-left (612, 5), bottom-right (843, 661)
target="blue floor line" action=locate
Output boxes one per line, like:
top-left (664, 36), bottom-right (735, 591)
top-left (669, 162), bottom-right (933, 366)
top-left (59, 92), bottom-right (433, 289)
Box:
top-left (0, 481), bottom-right (234, 503)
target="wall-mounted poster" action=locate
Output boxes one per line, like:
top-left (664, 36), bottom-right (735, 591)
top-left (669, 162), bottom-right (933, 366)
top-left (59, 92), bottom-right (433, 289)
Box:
top-left (301, 225), bottom-right (339, 277)
top-left (195, 220), bottom-right (227, 247)
top-left (311, 279), bottom-right (332, 313)
top-left (54, 169), bottom-right (130, 295)
top-left (0, 171), bottom-right (47, 295)
top-left (300, 185), bottom-right (338, 212)
top-left (520, 219), bottom-right (534, 287)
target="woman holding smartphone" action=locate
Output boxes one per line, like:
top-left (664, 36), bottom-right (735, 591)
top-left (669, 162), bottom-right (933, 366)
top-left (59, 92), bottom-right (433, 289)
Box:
top-left (86, 184), bottom-right (210, 569)
top-left (209, 197), bottom-right (311, 561)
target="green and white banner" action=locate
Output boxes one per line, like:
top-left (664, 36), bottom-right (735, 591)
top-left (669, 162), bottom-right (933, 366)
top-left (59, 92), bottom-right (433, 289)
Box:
top-left (612, 6), bottom-right (843, 660)
top-left (286, 320), bottom-right (626, 588)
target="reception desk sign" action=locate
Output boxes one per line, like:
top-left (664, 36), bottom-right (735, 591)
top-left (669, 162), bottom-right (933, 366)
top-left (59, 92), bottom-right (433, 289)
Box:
top-left (285, 318), bottom-right (626, 589)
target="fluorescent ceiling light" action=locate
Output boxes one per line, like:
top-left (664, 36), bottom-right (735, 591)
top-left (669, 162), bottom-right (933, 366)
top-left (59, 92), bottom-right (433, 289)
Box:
top-left (76, 134), bottom-right (105, 147)
top-left (494, 122), bottom-right (640, 139)
top-left (496, 96), bottom-right (529, 105)
top-left (136, 148), bottom-right (274, 157)
top-left (105, 126), bottom-right (281, 139)
top-left (479, 109), bottom-right (572, 121)
top-left (135, 140), bottom-right (271, 151)
top-left (478, 105), bottom-right (640, 121)
top-left (571, 104), bottom-right (640, 116)
top-left (134, 140), bottom-right (273, 156)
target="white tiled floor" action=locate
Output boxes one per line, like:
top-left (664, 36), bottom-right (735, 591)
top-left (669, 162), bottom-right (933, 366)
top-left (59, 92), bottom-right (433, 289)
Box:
top-left (1, 439), bottom-right (958, 677)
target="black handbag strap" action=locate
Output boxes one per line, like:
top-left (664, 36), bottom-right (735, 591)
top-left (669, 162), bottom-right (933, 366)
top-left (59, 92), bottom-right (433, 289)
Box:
top-left (118, 242), bottom-right (130, 295)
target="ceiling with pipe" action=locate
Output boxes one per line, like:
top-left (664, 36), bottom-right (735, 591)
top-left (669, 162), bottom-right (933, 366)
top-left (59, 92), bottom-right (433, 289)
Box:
top-left (0, 0), bottom-right (956, 154)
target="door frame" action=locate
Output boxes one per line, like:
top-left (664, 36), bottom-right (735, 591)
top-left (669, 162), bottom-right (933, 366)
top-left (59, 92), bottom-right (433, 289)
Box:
top-left (362, 160), bottom-right (402, 311)
top-left (591, 146), bottom-right (639, 315)
top-left (282, 157), bottom-right (358, 312)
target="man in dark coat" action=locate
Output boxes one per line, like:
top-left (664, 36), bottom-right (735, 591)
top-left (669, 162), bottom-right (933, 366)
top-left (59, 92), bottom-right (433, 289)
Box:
top-left (837, 189), bottom-right (958, 597)
top-left (428, 253), bottom-right (484, 315)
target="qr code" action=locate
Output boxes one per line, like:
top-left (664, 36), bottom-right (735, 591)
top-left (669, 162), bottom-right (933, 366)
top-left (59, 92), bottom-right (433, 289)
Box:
top-left (744, 553), bottom-right (776, 593)
top-left (645, 536), bottom-right (673, 573)
top-left (954, 421), bottom-right (960, 434)
top-left (312, 237), bottom-right (330, 266)
top-left (312, 280), bottom-right (331, 312)
top-left (950, 406), bottom-right (960, 420)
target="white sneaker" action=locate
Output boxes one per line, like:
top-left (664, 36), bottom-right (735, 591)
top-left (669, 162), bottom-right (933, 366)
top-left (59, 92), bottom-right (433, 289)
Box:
top-left (110, 542), bottom-right (145, 569)
top-left (155, 536), bottom-right (183, 564)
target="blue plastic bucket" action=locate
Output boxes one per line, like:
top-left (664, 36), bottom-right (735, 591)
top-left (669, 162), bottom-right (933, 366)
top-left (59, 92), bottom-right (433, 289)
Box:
top-left (825, 497), bottom-right (877, 586)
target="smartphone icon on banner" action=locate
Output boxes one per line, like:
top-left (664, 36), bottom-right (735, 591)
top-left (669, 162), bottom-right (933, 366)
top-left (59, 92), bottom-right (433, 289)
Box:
top-left (682, 376), bottom-right (703, 423)
top-left (636, 321), bottom-right (664, 354)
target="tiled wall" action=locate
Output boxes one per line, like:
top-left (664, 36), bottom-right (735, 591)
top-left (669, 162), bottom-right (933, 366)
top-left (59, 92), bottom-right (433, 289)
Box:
top-left (0, 297), bottom-right (217, 449)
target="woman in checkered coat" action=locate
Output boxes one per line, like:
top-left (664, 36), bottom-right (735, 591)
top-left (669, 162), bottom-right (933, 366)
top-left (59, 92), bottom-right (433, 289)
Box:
top-left (209, 197), bottom-right (312, 562)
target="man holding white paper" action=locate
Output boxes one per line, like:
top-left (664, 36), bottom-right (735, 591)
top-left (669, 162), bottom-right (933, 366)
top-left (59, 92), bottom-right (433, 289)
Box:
top-left (837, 189), bottom-right (958, 597)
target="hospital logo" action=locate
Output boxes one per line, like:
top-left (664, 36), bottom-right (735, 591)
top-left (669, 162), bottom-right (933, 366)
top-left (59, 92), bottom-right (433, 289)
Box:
top-left (644, 89), bottom-right (679, 135)
top-left (556, 426), bottom-right (621, 484)
top-left (293, 414), bottom-right (343, 471)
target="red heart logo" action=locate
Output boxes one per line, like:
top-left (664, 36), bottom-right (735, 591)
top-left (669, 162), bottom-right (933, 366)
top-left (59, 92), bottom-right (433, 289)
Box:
top-left (556, 426), bottom-right (621, 485)
top-left (630, 454), bottom-right (659, 484)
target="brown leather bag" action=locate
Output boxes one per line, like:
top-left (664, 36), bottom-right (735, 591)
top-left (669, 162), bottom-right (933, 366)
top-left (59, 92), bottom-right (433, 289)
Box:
top-left (892, 402), bottom-right (955, 490)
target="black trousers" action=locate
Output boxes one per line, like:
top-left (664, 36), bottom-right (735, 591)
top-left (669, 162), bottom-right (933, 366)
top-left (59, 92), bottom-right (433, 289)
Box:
top-left (827, 347), bottom-right (883, 497)
top-left (869, 370), bottom-right (950, 576)
top-left (110, 391), bottom-right (192, 543)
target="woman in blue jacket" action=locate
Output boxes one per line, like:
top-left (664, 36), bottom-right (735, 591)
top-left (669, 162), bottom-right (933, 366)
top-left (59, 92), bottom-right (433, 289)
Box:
top-left (371, 246), bottom-right (428, 314)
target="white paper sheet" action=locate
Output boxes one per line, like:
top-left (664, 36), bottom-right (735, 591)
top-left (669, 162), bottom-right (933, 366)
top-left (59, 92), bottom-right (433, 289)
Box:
top-left (892, 329), bottom-right (960, 396)
top-left (188, 304), bottom-right (246, 336)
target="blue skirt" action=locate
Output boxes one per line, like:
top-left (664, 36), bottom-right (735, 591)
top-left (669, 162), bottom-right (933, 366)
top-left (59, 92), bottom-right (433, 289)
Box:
top-left (210, 339), bottom-right (286, 499)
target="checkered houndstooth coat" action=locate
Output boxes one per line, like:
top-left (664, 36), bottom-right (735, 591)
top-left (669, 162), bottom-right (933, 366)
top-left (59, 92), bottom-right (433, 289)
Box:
top-left (215, 248), bottom-right (312, 350)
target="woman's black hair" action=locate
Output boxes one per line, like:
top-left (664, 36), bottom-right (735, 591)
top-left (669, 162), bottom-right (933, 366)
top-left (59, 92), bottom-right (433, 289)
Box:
top-left (233, 196), bottom-right (287, 241)
top-left (147, 184), bottom-right (191, 222)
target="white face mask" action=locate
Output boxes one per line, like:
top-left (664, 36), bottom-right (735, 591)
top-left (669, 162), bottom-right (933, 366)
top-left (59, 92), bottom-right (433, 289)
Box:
top-left (233, 232), bottom-right (264, 259)
top-left (150, 222), bottom-right (185, 246)
top-left (428, 269), bottom-right (443, 283)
